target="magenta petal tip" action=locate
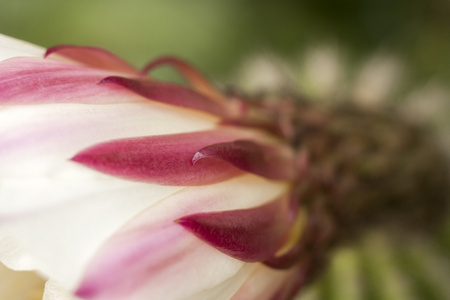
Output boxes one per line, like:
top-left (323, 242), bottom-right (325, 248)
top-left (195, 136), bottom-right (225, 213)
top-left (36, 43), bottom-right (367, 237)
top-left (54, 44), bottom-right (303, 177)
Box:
top-left (177, 196), bottom-right (295, 262)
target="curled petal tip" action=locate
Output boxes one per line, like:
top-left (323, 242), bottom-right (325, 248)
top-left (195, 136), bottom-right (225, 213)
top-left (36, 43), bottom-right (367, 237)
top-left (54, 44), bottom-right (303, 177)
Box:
top-left (99, 75), bottom-right (124, 85)
top-left (44, 45), bottom-right (70, 58)
top-left (191, 151), bottom-right (205, 166)
top-left (141, 56), bottom-right (220, 97)
top-left (44, 45), bottom-right (139, 75)
top-left (193, 140), bottom-right (297, 180)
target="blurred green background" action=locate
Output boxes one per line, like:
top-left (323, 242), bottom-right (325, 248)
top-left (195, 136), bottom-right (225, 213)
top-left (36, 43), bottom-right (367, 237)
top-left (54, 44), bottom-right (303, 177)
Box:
top-left (1, 0), bottom-right (449, 84)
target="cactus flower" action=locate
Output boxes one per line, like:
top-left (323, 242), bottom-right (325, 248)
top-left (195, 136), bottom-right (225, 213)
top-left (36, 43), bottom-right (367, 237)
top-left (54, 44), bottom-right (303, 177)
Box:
top-left (0, 34), bottom-right (311, 300)
top-left (1, 34), bottom-right (448, 300)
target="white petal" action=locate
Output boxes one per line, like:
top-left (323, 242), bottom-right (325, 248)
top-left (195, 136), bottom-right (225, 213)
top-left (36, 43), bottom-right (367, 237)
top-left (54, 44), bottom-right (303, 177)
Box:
top-left (44, 280), bottom-right (82, 300)
top-left (0, 33), bottom-right (45, 61)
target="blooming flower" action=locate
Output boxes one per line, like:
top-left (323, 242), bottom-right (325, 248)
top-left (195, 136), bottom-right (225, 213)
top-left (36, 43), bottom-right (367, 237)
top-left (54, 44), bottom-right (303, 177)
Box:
top-left (0, 34), bottom-right (311, 300)
top-left (2, 34), bottom-right (449, 300)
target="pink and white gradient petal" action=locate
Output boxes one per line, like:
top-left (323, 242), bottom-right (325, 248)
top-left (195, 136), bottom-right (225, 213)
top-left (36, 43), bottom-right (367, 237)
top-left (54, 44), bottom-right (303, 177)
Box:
top-left (0, 177), bottom-right (184, 289)
top-left (0, 101), bottom-right (218, 177)
top-left (0, 58), bottom-right (140, 105)
top-left (75, 175), bottom-right (288, 300)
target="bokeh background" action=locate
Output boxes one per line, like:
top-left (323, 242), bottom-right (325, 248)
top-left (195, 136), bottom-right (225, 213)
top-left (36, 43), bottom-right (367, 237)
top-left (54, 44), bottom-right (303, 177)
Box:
top-left (1, 1), bottom-right (450, 299)
top-left (1, 0), bottom-right (449, 83)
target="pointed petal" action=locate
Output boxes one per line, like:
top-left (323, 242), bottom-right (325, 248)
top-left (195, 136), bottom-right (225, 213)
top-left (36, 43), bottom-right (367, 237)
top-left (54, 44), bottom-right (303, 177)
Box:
top-left (177, 193), bottom-right (296, 262)
top-left (71, 129), bottom-right (261, 185)
top-left (141, 56), bottom-right (224, 102)
top-left (0, 58), bottom-right (139, 104)
top-left (100, 76), bottom-right (232, 116)
top-left (192, 140), bottom-right (296, 180)
top-left (0, 33), bottom-right (45, 61)
top-left (45, 45), bottom-right (139, 76)
top-left (75, 175), bottom-right (288, 300)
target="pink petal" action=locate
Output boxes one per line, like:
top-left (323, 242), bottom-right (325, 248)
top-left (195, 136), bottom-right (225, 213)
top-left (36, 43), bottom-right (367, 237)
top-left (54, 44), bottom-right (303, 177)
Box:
top-left (141, 56), bottom-right (224, 102)
top-left (0, 58), bottom-right (137, 104)
top-left (71, 129), bottom-right (254, 185)
top-left (192, 140), bottom-right (296, 180)
top-left (177, 194), bottom-right (297, 262)
top-left (45, 45), bottom-right (139, 76)
top-left (100, 76), bottom-right (233, 116)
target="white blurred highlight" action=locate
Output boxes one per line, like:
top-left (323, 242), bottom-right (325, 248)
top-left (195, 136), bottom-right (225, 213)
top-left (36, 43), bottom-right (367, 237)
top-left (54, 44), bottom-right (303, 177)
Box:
top-left (352, 54), bottom-right (403, 109)
top-left (298, 46), bottom-right (344, 101)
